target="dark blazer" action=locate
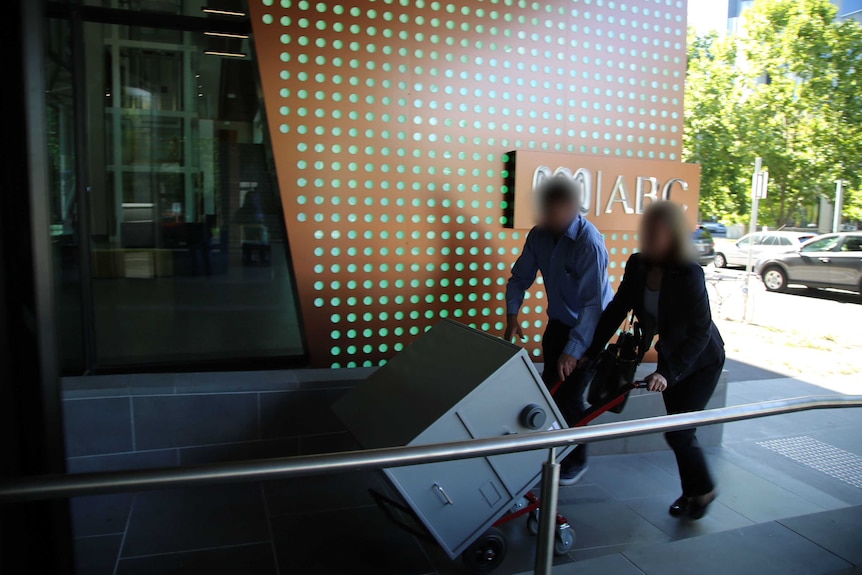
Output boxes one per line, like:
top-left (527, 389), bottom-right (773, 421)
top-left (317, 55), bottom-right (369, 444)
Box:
top-left (587, 252), bottom-right (724, 385)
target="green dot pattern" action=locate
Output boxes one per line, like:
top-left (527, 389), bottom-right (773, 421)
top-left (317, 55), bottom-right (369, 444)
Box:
top-left (252, 0), bottom-right (684, 368)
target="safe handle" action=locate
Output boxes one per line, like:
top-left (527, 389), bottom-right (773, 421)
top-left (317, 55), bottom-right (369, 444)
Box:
top-left (433, 483), bottom-right (454, 505)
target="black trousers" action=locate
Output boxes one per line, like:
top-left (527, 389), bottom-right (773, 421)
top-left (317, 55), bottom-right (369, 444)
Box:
top-left (542, 320), bottom-right (589, 468)
top-left (662, 356), bottom-right (725, 497)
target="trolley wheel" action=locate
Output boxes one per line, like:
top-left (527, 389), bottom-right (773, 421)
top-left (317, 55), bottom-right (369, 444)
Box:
top-left (554, 525), bottom-right (575, 556)
top-left (526, 510), bottom-right (540, 536)
top-left (462, 527), bottom-right (508, 573)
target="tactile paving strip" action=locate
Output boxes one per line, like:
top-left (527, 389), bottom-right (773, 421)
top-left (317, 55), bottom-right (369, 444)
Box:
top-left (757, 436), bottom-right (862, 489)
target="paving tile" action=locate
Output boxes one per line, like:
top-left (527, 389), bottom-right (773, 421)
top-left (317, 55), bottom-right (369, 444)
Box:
top-left (263, 470), bottom-right (387, 516)
top-left (723, 408), bottom-right (859, 445)
top-left (116, 542), bottom-right (277, 575)
top-left (558, 498), bottom-right (669, 552)
top-left (63, 373), bottom-right (177, 399)
top-left (722, 360), bottom-right (786, 383)
top-left (259, 389), bottom-right (347, 438)
top-left (725, 378), bottom-right (833, 403)
top-left (174, 370), bottom-right (298, 393)
top-left (623, 495), bottom-right (754, 541)
top-left (582, 454), bottom-right (681, 501)
top-left (556, 483), bottom-right (615, 507)
top-left (67, 449), bottom-right (178, 474)
top-left (121, 484), bottom-right (270, 557)
top-left (70, 494), bottom-right (134, 537)
top-left (780, 506), bottom-right (862, 567)
top-left (293, 366), bottom-right (375, 384)
top-left (716, 444), bottom-right (856, 508)
top-left (810, 428), bottom-right (862, 459)
top-left (178, 438), bottom-right (299, 466)
top-left (570, 542), bottom-right (647, 563)
top-left (133, 394), bottom-right (259, 450)
top-left (424, 515), bottom-right (576, 575)
top-left (299, 431), bottom-right (361, 455)
top-left (512, 553), bottom-right (645, 575)
top-left (63, 397), bottom-right (133, 457)
top-left (623, 521), bottom-right (851, 575)
top-left (704, 453), bottom-right (829, 523)
top-left (74, 535), bottom-right (123, 575)
top-left (270, 505), bottom-right (432, 575)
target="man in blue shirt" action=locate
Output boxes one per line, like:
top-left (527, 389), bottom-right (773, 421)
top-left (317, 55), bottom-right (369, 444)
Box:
top-left (505, 174), bottom-right (613, 485)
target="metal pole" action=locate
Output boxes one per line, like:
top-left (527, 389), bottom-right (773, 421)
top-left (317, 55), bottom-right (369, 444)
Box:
top-left (833, 180), bottom-right (844, 233)
top-left (534, 447), bottom-right (559, 575)
top-left (744, 157), bottom-right (762, 322)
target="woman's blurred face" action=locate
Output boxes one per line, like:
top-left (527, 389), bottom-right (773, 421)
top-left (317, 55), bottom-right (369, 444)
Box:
top-left (640, 216), bottom-right (674, 263)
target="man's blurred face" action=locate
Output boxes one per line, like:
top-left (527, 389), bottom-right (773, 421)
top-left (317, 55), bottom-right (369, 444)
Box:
top-left (538, 200), bottom-right (577, 235)
top-left (537, 178), bottom-right (580, 234)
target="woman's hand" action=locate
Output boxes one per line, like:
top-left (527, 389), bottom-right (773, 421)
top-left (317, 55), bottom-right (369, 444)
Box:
top-left (644, 372), bottom-right (668, 392)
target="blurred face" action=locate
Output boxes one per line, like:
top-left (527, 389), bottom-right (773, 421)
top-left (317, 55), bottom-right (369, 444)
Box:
top-left (640, 215), bottom-right (675, 263)
top-left (538, 200), bottom-right (578, 235)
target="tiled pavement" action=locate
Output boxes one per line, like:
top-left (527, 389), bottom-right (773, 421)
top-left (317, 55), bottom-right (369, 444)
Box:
top-left (71, 376), bottom-right (862, 575)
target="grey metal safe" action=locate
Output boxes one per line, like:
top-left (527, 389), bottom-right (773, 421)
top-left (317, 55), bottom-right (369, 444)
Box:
top-left (333, 319), bottom-right (571, 559)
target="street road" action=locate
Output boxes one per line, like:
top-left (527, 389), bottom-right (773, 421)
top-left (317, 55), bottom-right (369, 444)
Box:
top-left (703, 265), bottom-right (862, 387)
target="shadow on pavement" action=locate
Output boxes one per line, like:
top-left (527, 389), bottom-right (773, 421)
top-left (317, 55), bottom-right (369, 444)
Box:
top-left (783, 286), bottom-right (861, 305)
top-left (723, 359), bottom-right (786, 382)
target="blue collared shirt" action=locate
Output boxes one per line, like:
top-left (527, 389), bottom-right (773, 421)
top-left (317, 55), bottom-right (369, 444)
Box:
top-left (506, 216), bottom-right (613, 359)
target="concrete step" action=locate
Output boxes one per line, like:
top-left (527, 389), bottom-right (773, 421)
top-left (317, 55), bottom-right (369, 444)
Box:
top-left (515, 504), bottom-right (862, 575)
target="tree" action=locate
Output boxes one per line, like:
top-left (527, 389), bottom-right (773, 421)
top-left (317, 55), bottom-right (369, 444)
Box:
top-left (684, 30), bottom-right (751, 222)
top-left (685, 0), bottom-right (862, 227)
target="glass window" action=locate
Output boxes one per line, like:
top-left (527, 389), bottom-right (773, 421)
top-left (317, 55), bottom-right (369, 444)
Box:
top-left (778, 236), bottom-right (792, 246)
top-left (841, 236), bottom-right (862, 252)
top-left (801, 236), bottom-right (841, 253)
top-left (737, 235), bottom-right (753, 248)
top-left (84, 0), bottom-right (248, 18)
top-left (47, 18), bottom-right (304, 369)
top-left (47, 18), bottom-right (87, 372)
top-left (762, 235), bottom-right (778, 246)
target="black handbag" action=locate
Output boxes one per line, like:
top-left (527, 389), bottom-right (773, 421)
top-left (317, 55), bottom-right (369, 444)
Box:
top-left (585, 313), bottom-right (649, 414)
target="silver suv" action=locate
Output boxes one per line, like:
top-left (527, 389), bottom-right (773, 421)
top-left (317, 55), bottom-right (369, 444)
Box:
top-left (713, 231), bottom-right (815, 270)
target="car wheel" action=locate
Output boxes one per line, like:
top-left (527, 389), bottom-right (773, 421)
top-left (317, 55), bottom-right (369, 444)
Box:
top-left (713, 253), bottom-right (727, 269)
top-left (762, 266), bottom-right (787, 292)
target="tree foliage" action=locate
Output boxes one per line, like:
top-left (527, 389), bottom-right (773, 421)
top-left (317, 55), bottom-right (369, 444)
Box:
top-left (685, 0), bottom-right (862, 227)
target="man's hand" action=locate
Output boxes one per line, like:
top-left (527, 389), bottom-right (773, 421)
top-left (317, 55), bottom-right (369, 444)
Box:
top-left (557, 353), bottom-right (579, 381)
top-left (644, 372), bottom-right (668, 392)
top-left (504, 314), bottom-right (525, 343)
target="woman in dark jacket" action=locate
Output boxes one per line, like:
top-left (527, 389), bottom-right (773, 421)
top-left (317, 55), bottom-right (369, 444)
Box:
top-left (586, 201), bottom-right (725, 519)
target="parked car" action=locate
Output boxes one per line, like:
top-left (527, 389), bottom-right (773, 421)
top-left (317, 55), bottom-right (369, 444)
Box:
top-left (692, 227), bottom-right (715, 266)
top-left (755, 233), bottom-right (862, 293)
top-left (700, 220), bottom-right (728, 237)
top-left (713, 231), bottom-right (815, 270)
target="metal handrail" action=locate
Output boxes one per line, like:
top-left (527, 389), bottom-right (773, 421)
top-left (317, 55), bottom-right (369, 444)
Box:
top-left (3, 394), bottom-right (861, 575)
top-left (1, 394), bottom-right (860, 503)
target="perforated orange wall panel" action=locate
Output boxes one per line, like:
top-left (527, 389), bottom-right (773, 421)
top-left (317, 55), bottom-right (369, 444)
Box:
top-left (249, 0), bottom-right (689, 367)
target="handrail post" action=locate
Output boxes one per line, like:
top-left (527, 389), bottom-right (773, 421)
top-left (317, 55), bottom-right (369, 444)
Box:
top-left (534, 447), bottom-right (559, 575)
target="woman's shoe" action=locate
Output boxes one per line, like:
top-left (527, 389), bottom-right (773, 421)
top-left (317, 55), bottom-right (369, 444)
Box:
top-left (668, 496), bottom-right (689, 517)
top-left (687, 491), bottom-right (717, 520)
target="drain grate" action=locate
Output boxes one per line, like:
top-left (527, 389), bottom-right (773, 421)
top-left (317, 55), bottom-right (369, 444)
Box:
top-left (756, 436), bottom-right (862, 489)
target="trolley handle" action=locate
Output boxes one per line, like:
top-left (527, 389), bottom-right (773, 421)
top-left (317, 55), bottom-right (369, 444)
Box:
top-left (551, 379), bottom-right (658, 395)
